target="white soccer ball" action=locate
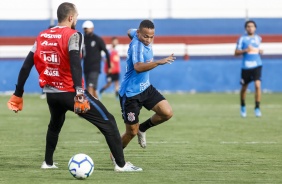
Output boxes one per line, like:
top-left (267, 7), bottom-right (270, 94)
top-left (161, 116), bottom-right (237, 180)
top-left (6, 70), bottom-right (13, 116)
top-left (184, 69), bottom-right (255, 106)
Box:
top-left (68, 153), bottom-right (94, 179)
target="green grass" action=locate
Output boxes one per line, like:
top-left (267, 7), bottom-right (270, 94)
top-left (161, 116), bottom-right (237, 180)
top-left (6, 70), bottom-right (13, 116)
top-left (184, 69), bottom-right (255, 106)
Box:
top-left (0, 93), bottom-right (282, 184)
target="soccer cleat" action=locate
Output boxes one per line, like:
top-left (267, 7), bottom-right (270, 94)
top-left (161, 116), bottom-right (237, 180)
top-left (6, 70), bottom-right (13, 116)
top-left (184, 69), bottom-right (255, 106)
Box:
top-left (41, 161), bottom-right (58, 169)
top-left (110, 153), bottom-right (116, 166)
top-left (40, 93), bottom-right (46, 99)
top-left (137, 130), bottom-right (146, 148)
top-left (254, 108), bottom-right (262, 117)
top-left (114, 162), bottom-right (143, 172)
top-left (240, 106), bottom-right (247, 118)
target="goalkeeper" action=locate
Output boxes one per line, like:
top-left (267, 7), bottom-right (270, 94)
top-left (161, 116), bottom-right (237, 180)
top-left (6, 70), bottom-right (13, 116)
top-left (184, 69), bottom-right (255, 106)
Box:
top-left (7, 2), bottom-right (141, 172)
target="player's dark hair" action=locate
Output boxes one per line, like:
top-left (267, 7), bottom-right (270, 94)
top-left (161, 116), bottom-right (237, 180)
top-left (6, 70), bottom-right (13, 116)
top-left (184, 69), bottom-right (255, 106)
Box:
top-left (112, 36), bottom-right (118, 41)
top-left (139, 19), bottom-right (154, 30)
top-left (245, 20), bottom-right (257, 28)
top-left (57, 2), bottom-right (76, 23)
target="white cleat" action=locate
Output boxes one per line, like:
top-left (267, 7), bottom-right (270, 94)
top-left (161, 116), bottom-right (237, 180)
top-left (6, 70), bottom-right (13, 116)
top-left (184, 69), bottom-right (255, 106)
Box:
top-left (254, 108), bottom-right (262, 117)
top-left (110, 153), bottom-right (116, 166)
top-left (114, 162), bottom-right (143, 172)
top-left (137, 130), bottom-right (146, 148)
top-left (240, 106), bottom-right (247, 118)
top-left (40, 94), bottom-right (46, 99)
top-left (41, 161), bottom-right (58, 169)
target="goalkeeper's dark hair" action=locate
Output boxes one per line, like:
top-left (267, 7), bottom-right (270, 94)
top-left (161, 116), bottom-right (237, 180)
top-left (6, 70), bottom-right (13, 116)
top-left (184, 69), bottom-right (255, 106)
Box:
top-left (245, 20), bottom-right (257, 28)
top-left (57, 2), bottom-right (76, 23)
top-left (139, 19), bottom-right (154, 30)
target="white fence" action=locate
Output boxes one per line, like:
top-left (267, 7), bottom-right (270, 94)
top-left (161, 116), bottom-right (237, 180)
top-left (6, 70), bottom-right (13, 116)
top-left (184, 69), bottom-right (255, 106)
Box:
top-left (1, 42), bottom-right (282, 58)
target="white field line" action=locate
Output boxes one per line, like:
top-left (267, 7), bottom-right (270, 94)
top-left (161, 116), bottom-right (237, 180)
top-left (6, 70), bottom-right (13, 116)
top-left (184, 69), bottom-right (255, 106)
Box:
top-left (60, 141), bottom-right (278, 144)
top-left (175, 104), bottom-right (282, 108)
top-left (61, 141), bottom-right (100, 144)
top-left (147, 141), bottom-right (190, 144)
top-left (1, 141), bottom-right (277, 146)
top-left (220, 141), bottom-right (277, 144)
top-left (245, 141), bottom-right (278, 144)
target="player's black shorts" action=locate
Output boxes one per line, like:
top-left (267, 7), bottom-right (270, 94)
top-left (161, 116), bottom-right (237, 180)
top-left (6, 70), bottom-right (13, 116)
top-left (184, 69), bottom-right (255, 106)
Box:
top-left (241, 66), bottom-right (262, 85)
top-left (106, 73), bottom-right (120, 83)
top-left (85, 71), bottom-right (99, 88)
top-left (46, 91), bottom-right (125, 166)
top-left (119, 85), bottom-right (165, 125)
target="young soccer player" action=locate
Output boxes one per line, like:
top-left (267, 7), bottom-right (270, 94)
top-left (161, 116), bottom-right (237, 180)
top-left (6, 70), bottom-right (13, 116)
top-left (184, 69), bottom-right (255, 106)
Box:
top-left (82, 20), bottom-right (111, 99)
top-left (235, 20), bottom-right (263, 117)
top-left (118, 19), bottom-right (176, 150)
top-left (99, 37), bottom-right (121, 99)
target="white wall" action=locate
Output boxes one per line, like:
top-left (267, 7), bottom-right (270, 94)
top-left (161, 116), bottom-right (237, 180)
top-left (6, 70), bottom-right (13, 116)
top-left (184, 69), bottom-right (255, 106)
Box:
top-left (0, 0), bottom-right (282, 20)
top-left (2, 42), bottom-right (282, 58)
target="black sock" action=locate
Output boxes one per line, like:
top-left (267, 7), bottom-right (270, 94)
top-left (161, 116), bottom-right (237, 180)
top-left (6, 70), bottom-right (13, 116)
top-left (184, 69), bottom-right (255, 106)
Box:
top-left (255, 101), bottom-right (260, 109)
top-left (100, 88), bottom-right (105, 94)
top-left (241, 99), bottom-right (245, 107)
top-left (139, 118), bottom-right (155, 132)
top-left (45, 129), bottom-right (59, 165)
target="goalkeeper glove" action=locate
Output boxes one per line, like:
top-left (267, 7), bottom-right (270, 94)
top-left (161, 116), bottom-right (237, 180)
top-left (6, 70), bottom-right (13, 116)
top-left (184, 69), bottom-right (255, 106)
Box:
top-left (7, 95), bottom-right (23, 113)
top-left (7, 85), bottom-right (24, 113)
top-left (74, 87), bottom-right (90, 114)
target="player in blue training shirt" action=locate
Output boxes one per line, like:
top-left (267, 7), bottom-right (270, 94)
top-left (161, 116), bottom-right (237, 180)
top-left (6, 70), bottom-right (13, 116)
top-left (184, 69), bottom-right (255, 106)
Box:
top-left (235, 20), bottom-right (263, 118)
top-left (118, 20), bottom-right (175, 151)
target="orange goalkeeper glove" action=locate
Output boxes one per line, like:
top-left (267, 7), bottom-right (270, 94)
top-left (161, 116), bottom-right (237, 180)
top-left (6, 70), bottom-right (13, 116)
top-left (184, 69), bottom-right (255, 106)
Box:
top-left (7, 95), bottom-right (23, 113)
top-left (74, 87), bottom-right (90, 114)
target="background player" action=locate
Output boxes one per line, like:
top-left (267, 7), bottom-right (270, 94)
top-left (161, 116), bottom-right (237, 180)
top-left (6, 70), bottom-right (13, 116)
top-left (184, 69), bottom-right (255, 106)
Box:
top-left (99, 37), bottom-right (121, 99)
top-left (235, 20), bottom-right (263, 117)
top-left (82, 20), bottom-right (111, 98)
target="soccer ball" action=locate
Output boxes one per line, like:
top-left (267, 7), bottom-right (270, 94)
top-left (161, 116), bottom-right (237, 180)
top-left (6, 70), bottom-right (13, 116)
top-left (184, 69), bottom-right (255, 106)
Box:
top-left (68, 153), bottom-right (94, 179)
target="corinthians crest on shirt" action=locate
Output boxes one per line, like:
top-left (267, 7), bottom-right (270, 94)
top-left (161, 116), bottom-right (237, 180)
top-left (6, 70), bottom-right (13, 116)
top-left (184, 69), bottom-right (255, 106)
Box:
top-left (127, 112), bottom-right (135, 122)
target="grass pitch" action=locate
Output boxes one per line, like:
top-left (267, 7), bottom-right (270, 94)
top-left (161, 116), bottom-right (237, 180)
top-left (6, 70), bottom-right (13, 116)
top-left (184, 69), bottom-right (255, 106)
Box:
top-left (0, 93), bottom-right (282, 184)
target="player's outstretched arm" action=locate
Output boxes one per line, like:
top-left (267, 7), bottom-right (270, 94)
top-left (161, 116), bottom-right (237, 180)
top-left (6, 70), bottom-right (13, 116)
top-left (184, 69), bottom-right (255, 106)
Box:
top-left (7, 51), bottom-right (35, 113)
top-left (134, 54), bottom-right (176, 73)
top-left (156, 54), bottom-right (176, 65)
